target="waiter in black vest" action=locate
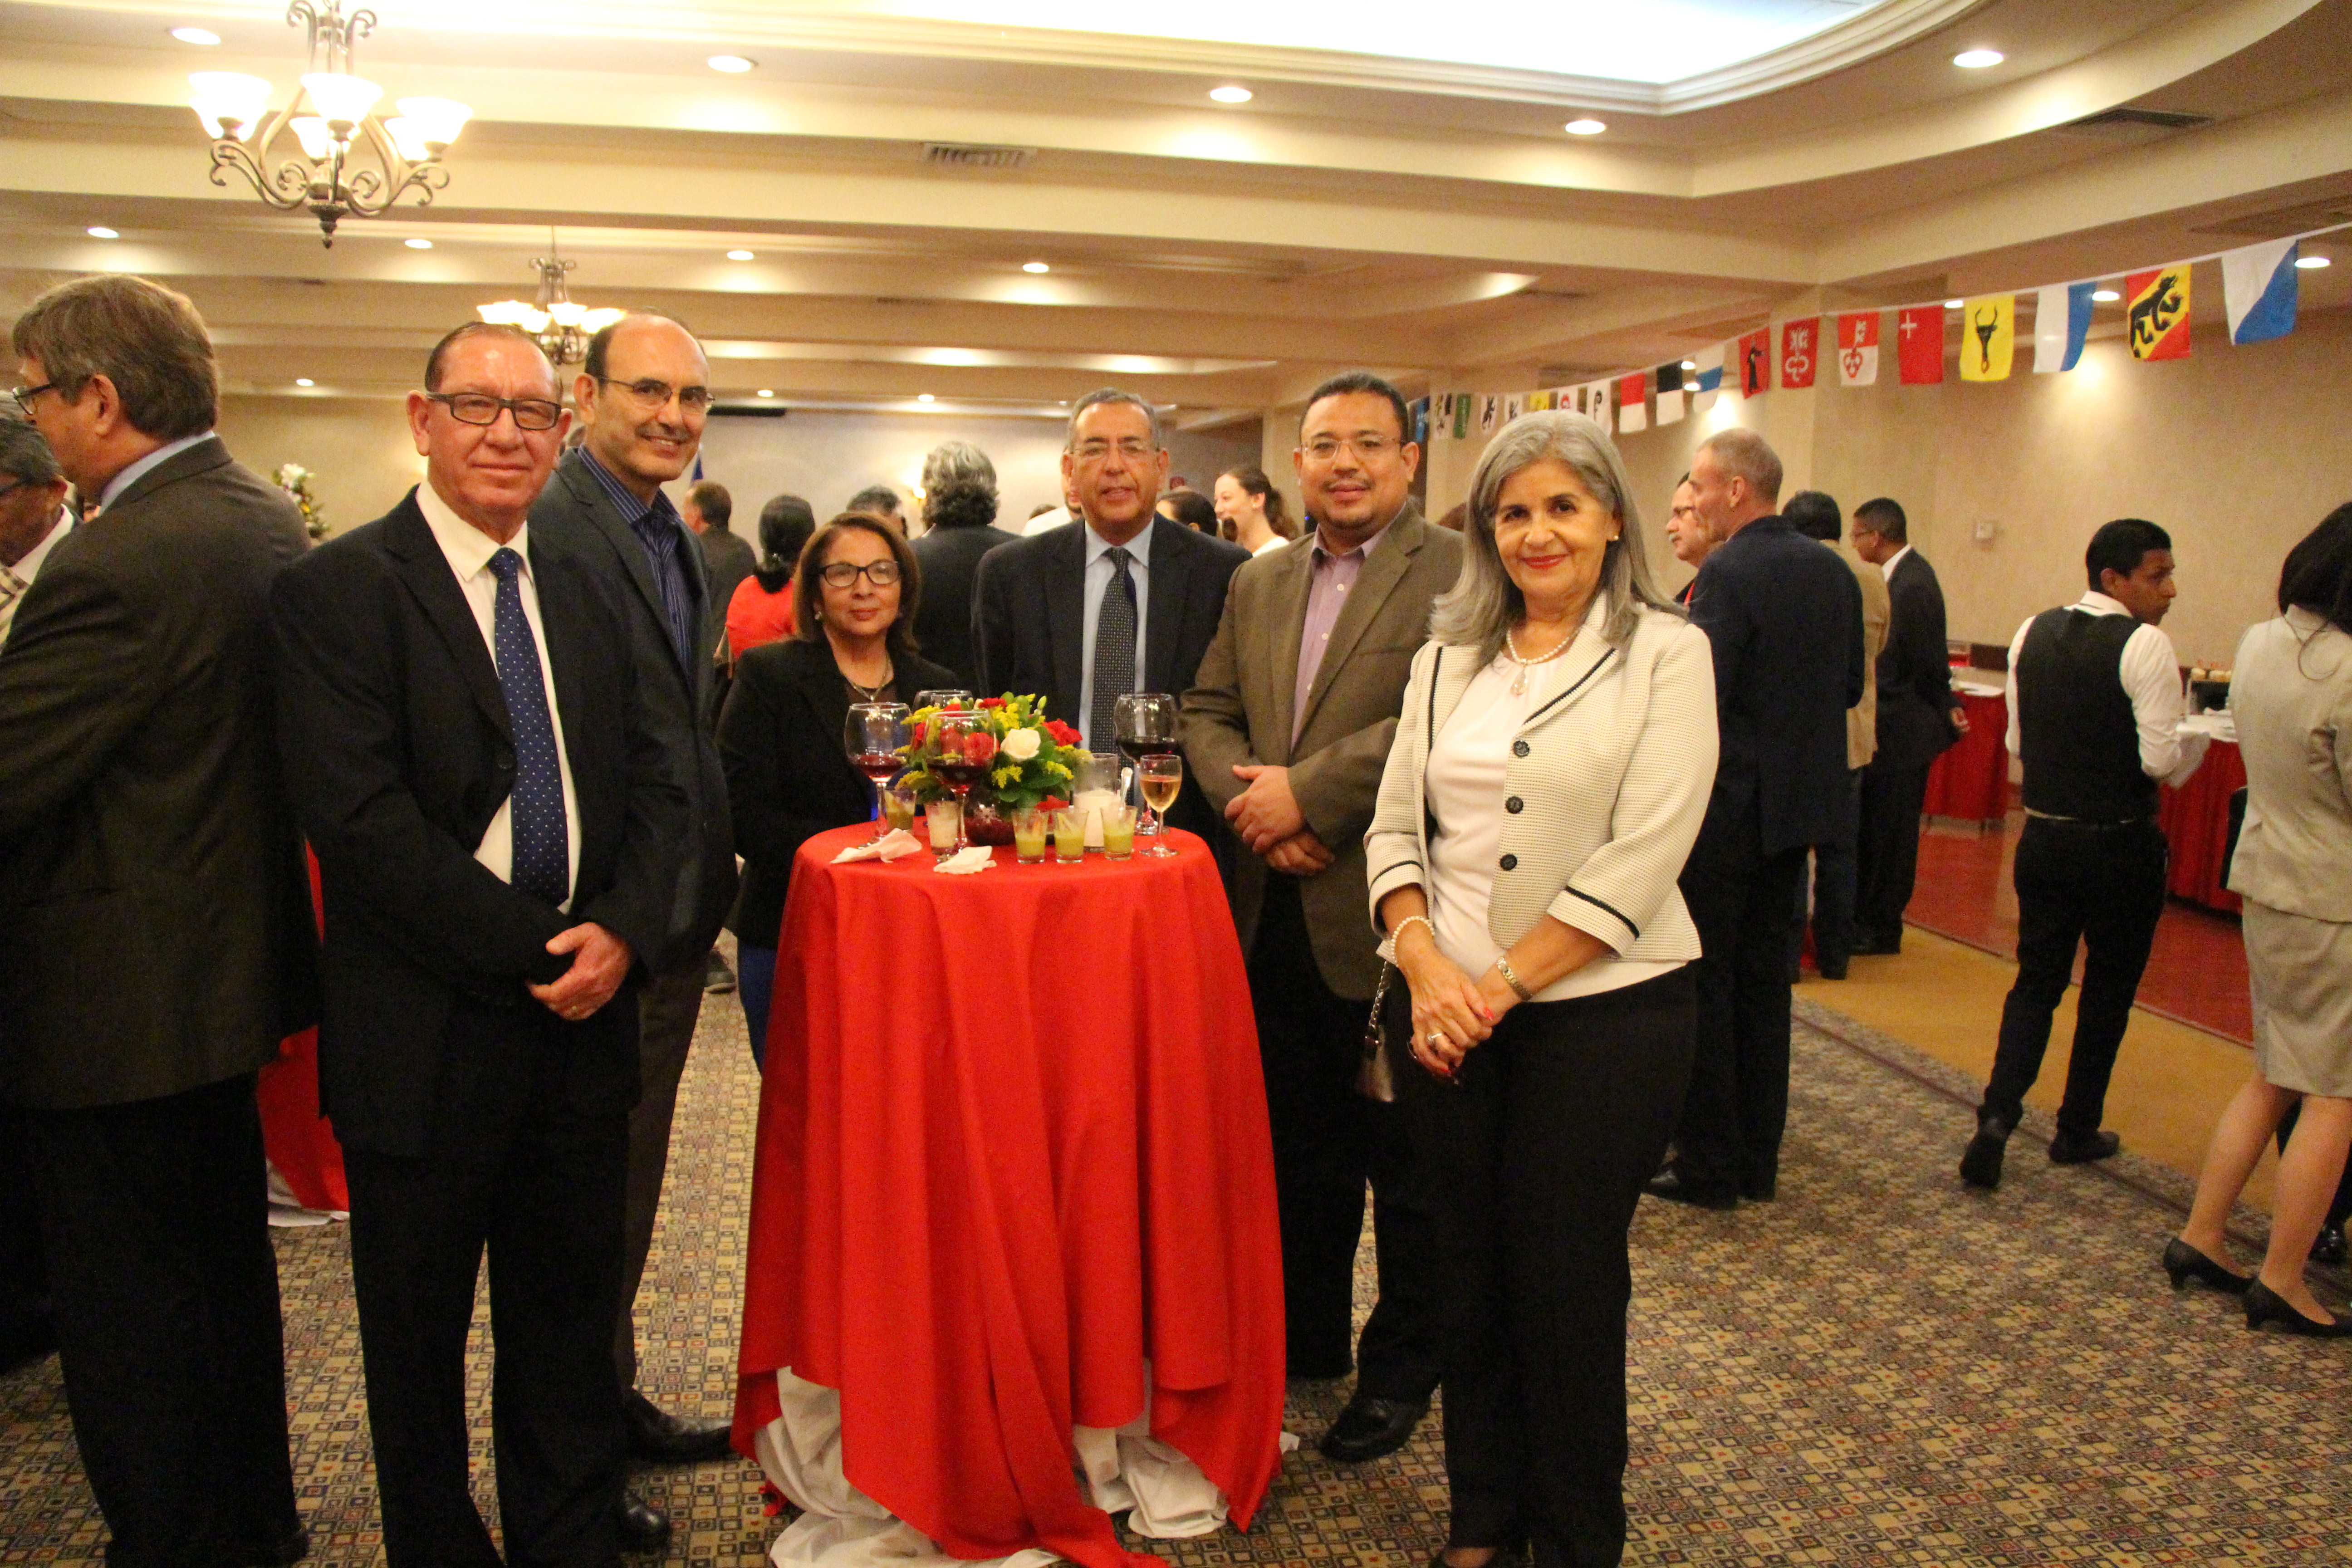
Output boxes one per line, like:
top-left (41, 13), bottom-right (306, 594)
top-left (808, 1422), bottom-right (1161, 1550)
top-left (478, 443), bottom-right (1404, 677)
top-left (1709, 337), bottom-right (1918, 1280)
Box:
top-left (1960, 519), bottom-right (2207, 1190)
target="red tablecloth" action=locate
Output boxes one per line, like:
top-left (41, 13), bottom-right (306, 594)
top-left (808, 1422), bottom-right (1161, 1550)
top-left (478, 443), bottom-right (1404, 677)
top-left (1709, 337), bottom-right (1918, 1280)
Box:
top-left (732, 825), bottom-right (1285, 1568)
top-left (1924, 689), bottom-right (2009, 825)
top-left (2159, 736), bottom-right (2246, 913)
top-left (258, 849), bottom-right (346, 1212)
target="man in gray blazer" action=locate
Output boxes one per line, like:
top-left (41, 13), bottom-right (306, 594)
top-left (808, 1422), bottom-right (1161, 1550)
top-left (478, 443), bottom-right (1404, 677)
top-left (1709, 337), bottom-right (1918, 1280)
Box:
top-left (1181, 372), bottom-right (1461, 1464)
top-left (2, 274), bottom-right (317, 1565)
top-left (529, 314), bottom-right (739, 1467)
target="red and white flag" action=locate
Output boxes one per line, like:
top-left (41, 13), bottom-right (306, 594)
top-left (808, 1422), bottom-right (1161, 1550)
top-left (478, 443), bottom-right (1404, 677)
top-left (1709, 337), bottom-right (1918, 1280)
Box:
top-left (1896, 306), bottom-right (1945, 385)
top-left (1779, 318), bottom-right (1819, 389)
top-left (1616, 372), bottom-right (1648, 434)
top-left (1737, 328), bottom-right (1771, 397)
top-left (1836, 312), bottom-right (1880, 386)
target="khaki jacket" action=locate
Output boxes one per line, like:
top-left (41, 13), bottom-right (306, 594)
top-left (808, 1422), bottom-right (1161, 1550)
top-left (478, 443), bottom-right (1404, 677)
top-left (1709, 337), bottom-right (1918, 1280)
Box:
top-left (1833, 541), bottom-right (1891, 770)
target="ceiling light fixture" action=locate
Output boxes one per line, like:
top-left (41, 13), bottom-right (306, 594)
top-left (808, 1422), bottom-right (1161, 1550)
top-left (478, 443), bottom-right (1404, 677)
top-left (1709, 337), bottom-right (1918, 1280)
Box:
top-left (2092, 288), bottom-right (2121, 301)
top-left (1952, 49), bottom-right (2004, 69)
top-left (2295, 254), bottom-right (2331, 270)
top-left (1209, 85), bottom-right (1252, 103)
top-left (188, 1), bottom-right (470, 246)
top-left (756, 389), bottom-right (774, 398)
top-left (404, 236), bottom-right (432, 249)
top-left (171, 26), bottom-right (220, 44)
top-left (1944, 298), bottom-right (1964, 309)
top-left (726, 248), bottom-right (755, 260)
top-left (294, 377), bottom-right (315, 387)
top-left (708, 54), bottom-right (755, 73)
top-left (1681, 360), bottom-right (1697, 370)
top-left (1563, 118), bottom-right (1607, 135)
top-left (86, 225), bottom-right (120, 239)
top-left (917, 393), bottom-right (936, 403)
top-left (1022, 260), bottom-right (1050, 273)
top-left (476, 236), bottom-right (626, 365)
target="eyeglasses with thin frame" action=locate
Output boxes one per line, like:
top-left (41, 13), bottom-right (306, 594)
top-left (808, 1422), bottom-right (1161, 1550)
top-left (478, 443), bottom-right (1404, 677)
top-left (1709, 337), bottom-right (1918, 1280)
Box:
top-left (818, 559), bottom-right (902, 588)
top-left (1300, 434), bottom-right (1400, 463)
top-left (9, 382), bottom-right (58, 417)
top-left (424, 392), bottom-right (565, 432)
top-left (1071, 437), bottom-right (1158, 463)
top-left (595, 376), bottom-right (713, 414)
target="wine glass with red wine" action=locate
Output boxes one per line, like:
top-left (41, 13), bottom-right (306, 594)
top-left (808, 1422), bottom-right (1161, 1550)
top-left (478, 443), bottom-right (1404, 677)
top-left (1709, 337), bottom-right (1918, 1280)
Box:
top-left (929, 708), bottom-right (999, 851)
top-left (844, 702), bottom-right (911, 843)
top-left (1112, 693), bottom-right (1178, 843)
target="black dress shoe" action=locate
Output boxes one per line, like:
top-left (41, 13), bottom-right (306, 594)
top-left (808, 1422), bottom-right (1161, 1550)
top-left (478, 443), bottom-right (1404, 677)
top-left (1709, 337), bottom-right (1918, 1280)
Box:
top-left (1740, 1176), bottom-right (1777, 1202)
top-left (2244, 1279), bottom-right (2352, 1337)
top-left (239, 1521), bottom-right (309, 1567)
top-left (1318, 1395), bottom-right (1428, 1463)
top-left (1814, 957), bottom-right (1849, 980)
top-left (1958, 1117), bottom-right (2011, 1190)
top-left (615, 1492), bottom-right (672, 1553)
top-left (2312, 1224), bottom-right (2347, 1265)
top-left (704, 951), bottom-right (736, 994)
top-left (1644, 1168), bottom-right (1738, 1210)
top-left (624, 1387), bottom-right (735, 1464)
top-left (2161, 1237), bottom-right (2250, 1293)
top-left (1850, 932), bottom-right (1903, 956)
top-left (2048, 1128), bottom-right (2121, 1165)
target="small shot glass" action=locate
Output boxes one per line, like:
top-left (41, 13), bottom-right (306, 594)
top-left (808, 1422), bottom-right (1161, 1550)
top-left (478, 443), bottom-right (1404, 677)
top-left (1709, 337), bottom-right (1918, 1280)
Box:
top-left (1052, 806), bottom-right (1088, 863)
top-left (925, 798), bottom-right (961, 860)
top-left (1099, 802), bottom-right (1138, 860)
top-left (1012, 805), bottom-right (1050, 864)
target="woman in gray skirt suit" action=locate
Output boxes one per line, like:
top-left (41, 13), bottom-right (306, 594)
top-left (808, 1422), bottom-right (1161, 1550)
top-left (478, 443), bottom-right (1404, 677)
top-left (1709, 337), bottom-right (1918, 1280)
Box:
top-left (2171, 500), bottom-right (2352, 1335)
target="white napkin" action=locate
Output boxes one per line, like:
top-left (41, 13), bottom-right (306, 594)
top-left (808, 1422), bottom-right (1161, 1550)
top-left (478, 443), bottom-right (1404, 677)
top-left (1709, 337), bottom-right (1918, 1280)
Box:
top-left (831, 828), bottom-right (926, 864)
top-left (933, 845), bottom-right (995, 875)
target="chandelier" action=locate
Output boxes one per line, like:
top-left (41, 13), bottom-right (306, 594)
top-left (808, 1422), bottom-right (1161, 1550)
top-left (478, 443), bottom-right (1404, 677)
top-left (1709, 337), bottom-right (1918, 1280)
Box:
top-left (189, 1), bottom-right (470, 247)
top-left (477, 247), bottom-right (627, 367)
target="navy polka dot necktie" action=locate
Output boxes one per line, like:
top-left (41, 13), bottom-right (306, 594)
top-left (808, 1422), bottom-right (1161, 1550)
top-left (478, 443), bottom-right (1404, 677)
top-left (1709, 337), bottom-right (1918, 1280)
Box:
top-left (488, 548), bottom-right (570, 907)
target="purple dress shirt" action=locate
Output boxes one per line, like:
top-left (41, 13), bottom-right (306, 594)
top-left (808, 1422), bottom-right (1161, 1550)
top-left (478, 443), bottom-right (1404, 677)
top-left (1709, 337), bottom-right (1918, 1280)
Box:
top-left (1292, 523), bottom-right (1391, 744)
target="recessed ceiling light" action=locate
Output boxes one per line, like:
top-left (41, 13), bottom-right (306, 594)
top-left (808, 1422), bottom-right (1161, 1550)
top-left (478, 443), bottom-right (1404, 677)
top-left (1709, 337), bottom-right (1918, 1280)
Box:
top-left (2295, 254), bottom-right (2331, 270)
top-left (756, 388), bottom-right (774, 398)
top-left (1681, 360), bottom-right (1697, 370)
top-left (708, 54), bottom-right (755, 73)
top-left (1209, 85), bottom-right (1252, 103)
top-left (917, 393), bottom-right (936, 403)
top-left (294, 378), bottom-right (315, 387)
top-left (1944, 298), bottom-right (1964, 309)
top-left (1563, 118), bottom-right (1607, 136)
top-left (85, 225), bottom-right (119, 239)
top-left (1953, 49), bottom-right (2004, 69)
top-left (726, 248), bottom-right (755, 260)
top-left (171, 26), bottom-right (220, 44)
top-left (1022, 260), bottom-right (1050, 274)
top-left (2092, 288), bottom-right (2121, 302)
top-left (405, 237), bottom-right (433, 250)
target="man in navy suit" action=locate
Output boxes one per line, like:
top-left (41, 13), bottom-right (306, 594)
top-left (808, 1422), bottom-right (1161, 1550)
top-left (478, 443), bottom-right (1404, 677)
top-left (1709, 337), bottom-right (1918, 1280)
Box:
top-left (1649, 429), bottom-right (1864, 1210)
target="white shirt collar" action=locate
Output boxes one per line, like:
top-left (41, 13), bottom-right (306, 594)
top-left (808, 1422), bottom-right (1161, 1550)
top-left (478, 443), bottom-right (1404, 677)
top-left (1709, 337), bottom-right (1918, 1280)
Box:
top-left (1083, 516), bottom-right (1154, 567)
top-left (2073, 589), bottom-right (2132, 618)
top-left (96, 431), bottom-right (214, 514)
top-left (1880, 542), bottom-right (1912, 578)
top-left (6, 506), bottom-right (73, 584)
top-left (416, 479), bottom-right (530, 581)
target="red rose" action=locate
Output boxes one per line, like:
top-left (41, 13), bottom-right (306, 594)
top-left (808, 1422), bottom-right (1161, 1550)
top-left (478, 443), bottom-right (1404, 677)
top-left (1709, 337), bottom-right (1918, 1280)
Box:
top-left (1043, 719), bottom-right (1081, 749)
top-left (1039, 795), bottom-right (1069, 812)
top-left (978, 696), bottom-right (1006, 710)
top-left (909, 720), bottom-right (928, 748)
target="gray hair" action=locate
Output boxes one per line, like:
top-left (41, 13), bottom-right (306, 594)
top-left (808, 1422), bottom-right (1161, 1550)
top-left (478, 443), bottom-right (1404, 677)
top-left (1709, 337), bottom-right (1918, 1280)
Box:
top-left (921, 440), bottom-right (996, 497)
top-left (1694, 426), bottom-right (1783, 507)
top-left (10, 274), bottom-right (218, 441)
top-left (0, 418), bottom-right (61, 487)
top-left (1429, 410), bottom-right (1682, 660)
top-left (1064, 388), bottom-right (1164, 451)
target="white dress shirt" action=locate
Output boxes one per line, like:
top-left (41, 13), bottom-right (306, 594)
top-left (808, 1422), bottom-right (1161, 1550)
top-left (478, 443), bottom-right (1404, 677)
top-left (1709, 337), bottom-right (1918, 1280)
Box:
top-left (96, 431), bottom-right (215, 513)
top-left (1077, 518), bottom-right (1154, 750)
top-left (1879, 542), bottom-right (1913, 580)
top-left (0, 506), bottom-right (72, 646)
top-left (2004, 590), bottom-right (2207, 788)
top-left (1251, 535), bottom-right (1288, 558)
top-left (416, 481), bottom-right (583, 909)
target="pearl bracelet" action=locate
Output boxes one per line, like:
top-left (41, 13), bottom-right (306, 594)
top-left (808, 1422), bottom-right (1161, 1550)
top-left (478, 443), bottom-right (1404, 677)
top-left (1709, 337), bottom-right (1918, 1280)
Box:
top-left (1389, 914), bottom-right (1436, 951)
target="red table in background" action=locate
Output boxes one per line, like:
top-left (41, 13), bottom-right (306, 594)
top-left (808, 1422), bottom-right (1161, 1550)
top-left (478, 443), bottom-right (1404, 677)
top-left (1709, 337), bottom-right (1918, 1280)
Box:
top-left (2160, 736), bottom-right (2246, 913)
top-left (732, 825), bottom-right (1285, 1568)
top-left (1924, 686), bottom-right (2010, 826)
top-left (258, 848), bottom-right (347, 1212)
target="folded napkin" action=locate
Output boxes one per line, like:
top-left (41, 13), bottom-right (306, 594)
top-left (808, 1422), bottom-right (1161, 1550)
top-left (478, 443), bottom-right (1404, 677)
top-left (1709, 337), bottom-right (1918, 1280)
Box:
top-left (933, 845), bottom-right (996, 875)
top-left (832, 828), bottom-right (926, 864)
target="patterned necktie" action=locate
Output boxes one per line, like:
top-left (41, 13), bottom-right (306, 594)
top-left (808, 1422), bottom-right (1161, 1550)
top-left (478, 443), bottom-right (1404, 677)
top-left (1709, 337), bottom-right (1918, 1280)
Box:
top-left (487, 548), bottom-right (570, 906)
top-left (1091, 545), bottom-right (1137, 750)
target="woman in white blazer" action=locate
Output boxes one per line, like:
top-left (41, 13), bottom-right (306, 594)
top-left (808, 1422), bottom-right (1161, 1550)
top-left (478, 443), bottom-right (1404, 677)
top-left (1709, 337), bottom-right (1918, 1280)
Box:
top-left (2172, 502), bottom-right (2352, 1335)
top-left (1366, 411), bottom-right (1717, 1568)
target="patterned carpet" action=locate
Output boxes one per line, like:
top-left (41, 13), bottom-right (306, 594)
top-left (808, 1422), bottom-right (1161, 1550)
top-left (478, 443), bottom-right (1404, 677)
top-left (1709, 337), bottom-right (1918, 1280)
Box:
top-left (5, 965), bottom-right (2350, 1567)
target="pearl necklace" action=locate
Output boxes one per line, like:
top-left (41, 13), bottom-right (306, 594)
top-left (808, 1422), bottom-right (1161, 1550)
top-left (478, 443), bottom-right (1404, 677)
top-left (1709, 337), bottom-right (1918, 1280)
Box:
top-left (1502, 625), bottom-right (1573, 696)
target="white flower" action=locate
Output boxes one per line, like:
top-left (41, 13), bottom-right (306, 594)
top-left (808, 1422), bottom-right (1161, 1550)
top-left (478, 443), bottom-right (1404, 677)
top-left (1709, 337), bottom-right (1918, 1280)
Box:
top-left (1000, 726), bottom-right (1041, 762)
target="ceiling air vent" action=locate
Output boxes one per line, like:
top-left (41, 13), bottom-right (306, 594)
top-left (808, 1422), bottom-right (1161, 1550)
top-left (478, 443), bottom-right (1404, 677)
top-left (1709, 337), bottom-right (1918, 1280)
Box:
top-left (923, 142), bottom-right (1034, 170)
top-left (2061, 107), bottom-right (2212, 132)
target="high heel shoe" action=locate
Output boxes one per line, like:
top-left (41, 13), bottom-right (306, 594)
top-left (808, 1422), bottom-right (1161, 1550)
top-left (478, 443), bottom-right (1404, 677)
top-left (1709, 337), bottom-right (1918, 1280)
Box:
top-left (2162, 1237), bottom-right (2251, 1294)
top-left (2243, 1279), bottom-right (2352, 1337)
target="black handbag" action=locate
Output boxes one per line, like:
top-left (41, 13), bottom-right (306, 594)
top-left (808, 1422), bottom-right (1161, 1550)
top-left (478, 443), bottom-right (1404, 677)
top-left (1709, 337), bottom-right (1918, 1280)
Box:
top-left (1356, 961), bottom-right (1399, 1103)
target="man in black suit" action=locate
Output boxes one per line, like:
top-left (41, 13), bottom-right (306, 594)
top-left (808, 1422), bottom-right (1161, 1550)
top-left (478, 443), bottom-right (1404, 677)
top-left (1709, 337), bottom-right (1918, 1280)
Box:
top-left (529, 314), bottom-right (740, 1469)
top-left (1851, 498), bottom-right (1963, 956)
top-left (1649, 428), bottom-right (1864, 1211)
top-left (3, 275), bottom-right (317, 1565)
top-left (274, 323), bottom-right (688, 1564)
top-left (908, 439), bottom-right (1017, 686)
top-left (686, 479), bottom-right (756, 624)
top-left (972, 389), bottom-right (1248, 843)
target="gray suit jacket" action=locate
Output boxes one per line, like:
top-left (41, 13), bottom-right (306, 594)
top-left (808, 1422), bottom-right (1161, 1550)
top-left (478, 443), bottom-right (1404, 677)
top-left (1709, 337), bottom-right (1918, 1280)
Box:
top-left (530, 452), bottom-right (736, 971)
top-left (1180, 503), bottom-right (1461, 1000)
top-left (0, 436), bottom-right (319, 1109)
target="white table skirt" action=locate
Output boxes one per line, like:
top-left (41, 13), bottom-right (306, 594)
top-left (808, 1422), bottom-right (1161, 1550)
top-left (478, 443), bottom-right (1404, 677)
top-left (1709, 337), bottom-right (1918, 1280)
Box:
top-left (753, 1367), bottom-right (1245, 1568)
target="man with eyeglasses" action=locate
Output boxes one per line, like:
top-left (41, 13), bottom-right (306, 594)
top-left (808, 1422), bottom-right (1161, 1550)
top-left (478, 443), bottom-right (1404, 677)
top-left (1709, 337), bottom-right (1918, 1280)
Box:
top-left (0, 418), bottom-right (74, 646)
top-left (2, 273), bottom-right (318, 1564)
top-left (528, 314), bottom-right (741, 1479)
top-left (273, 322), bottom-right (690, 1563)
top-left (1179, 371), bottom-right (1458, 1464)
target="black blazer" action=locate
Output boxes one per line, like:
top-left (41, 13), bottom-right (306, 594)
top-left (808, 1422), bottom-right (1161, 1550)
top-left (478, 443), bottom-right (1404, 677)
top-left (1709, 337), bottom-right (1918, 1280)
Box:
top-left (971, 516), bottom-right (1249, 839)
top-left (718, 637), bottom-right (959, 948)
top-left (271, 493), bottom-right (688, 1156)
top-left (529, 451), bottom-right (736, 972)
top-left (1874, 549), bottom-right (1960, 769)
top-left (1688, 516), bottom-right (1867, 856)
top-left (910, 522), bottom-right (1019, 687)
top-left (0, 436), bottom-right (318, 1110)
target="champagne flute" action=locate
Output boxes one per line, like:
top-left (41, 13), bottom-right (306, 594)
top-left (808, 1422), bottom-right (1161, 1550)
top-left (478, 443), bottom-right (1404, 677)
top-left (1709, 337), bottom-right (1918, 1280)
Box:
top-left (1137, 753), bottom-right (1183, 858)
top-left (844, 703), bottom-right (911, 843)
top-left (1112, 692), bottom-right (1178, 840)
top-left (929, 707), bottom-right (998, 850)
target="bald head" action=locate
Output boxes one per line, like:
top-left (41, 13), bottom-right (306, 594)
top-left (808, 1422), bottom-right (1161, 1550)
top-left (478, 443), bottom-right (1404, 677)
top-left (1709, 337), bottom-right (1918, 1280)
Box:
top-left (1689, 427), bottom-right (1784, 542)
top-left (573, 313), bottom-right (710, 502)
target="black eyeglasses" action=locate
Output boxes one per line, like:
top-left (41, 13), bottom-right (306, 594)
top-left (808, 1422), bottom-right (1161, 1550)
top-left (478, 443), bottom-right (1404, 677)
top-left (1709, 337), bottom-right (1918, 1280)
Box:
top-left (818, 559), bottom-right (902, 588)
top-left (424, 392), bottom-right (564, 431)
top-left (595, 377), bottom-right (713, 413)
top-left (9, 382), bottom-right (58, 417)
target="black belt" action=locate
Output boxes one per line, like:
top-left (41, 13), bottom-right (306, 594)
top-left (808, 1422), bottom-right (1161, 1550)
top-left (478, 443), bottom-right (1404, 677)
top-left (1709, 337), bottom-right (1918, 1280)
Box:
top-left (2023, 808), bottom-right (2156, 829)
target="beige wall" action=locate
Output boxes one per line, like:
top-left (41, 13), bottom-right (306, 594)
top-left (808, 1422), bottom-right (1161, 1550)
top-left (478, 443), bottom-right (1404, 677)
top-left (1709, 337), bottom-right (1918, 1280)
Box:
top-left (213, 394), bottom-right (425, 538)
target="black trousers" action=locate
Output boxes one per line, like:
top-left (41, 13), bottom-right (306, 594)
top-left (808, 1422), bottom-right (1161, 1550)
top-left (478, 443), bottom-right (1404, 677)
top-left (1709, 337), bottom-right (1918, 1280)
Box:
top-left (1674, 797), bottom-right (1806, 1194)
top-left (1402, 970), bottom-right (1695, 1568)
top-left (1248, 874), bottom-right (1440, 1400)
top-left (1855, 758), bottom-right (1933, 949)
top-left (20, 1072), bottom-right (299, 1568)
top-left (0, 1104), bottom-right (54, 1370)
top-left (1981, 817), bottom-right (2168, 1137)
top-left (1788, 769), bottom-right (1864, 975)
top-left (345, 998), bottom-right (631, 1568)
top-left (614, 956), bottom-right (705, 1391)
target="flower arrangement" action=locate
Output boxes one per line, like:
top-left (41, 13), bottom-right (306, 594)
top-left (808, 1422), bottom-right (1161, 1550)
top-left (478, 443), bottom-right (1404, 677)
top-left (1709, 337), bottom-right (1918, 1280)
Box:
top-left (898, 694), bottom-right (1085, 813)
top-left (272, 462), bottom-right (327, 539)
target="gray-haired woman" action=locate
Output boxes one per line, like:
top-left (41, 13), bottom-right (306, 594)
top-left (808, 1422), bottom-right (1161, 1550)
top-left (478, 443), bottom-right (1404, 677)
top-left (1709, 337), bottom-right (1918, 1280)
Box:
top-left (908, 440), bottom-right (1016, 686)
top-left (1366, 410), bottom-right (1718, 1567)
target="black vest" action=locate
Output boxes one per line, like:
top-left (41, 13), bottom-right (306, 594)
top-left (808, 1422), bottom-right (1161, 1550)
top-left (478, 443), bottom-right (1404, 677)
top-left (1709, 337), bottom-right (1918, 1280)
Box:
top-left (2016, 607), bottom-right (2157, 821)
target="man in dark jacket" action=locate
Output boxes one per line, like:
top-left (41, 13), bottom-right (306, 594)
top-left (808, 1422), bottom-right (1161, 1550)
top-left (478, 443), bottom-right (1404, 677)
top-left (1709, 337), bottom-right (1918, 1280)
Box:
top-left (1852, 497), bottom-right (1962, 955)
top-left (2, 273), bottom-right (317, 1565)
top-left (907, 439), bottom-right (1017, 687)
top-left (686, 479), bottom-right (757, 638)
top-left (1650, 428), bottom-right (1864, 1210)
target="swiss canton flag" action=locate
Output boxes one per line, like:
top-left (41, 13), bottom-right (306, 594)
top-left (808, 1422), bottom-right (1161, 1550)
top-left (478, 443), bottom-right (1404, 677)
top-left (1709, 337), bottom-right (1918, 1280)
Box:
top-left (1779, 318), bottom-right (1819, 388)
top-left (2126, 266), bottom-right (2191, 360)
top-left (1737, 328), bottom-right (1771, 397)
top-left (1837, 312), bottom-right (1880, 386)
top-left (1896, 306), bottom-right (1945, 385)
top-left (1616, 372), bottom-right (1648, 434)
